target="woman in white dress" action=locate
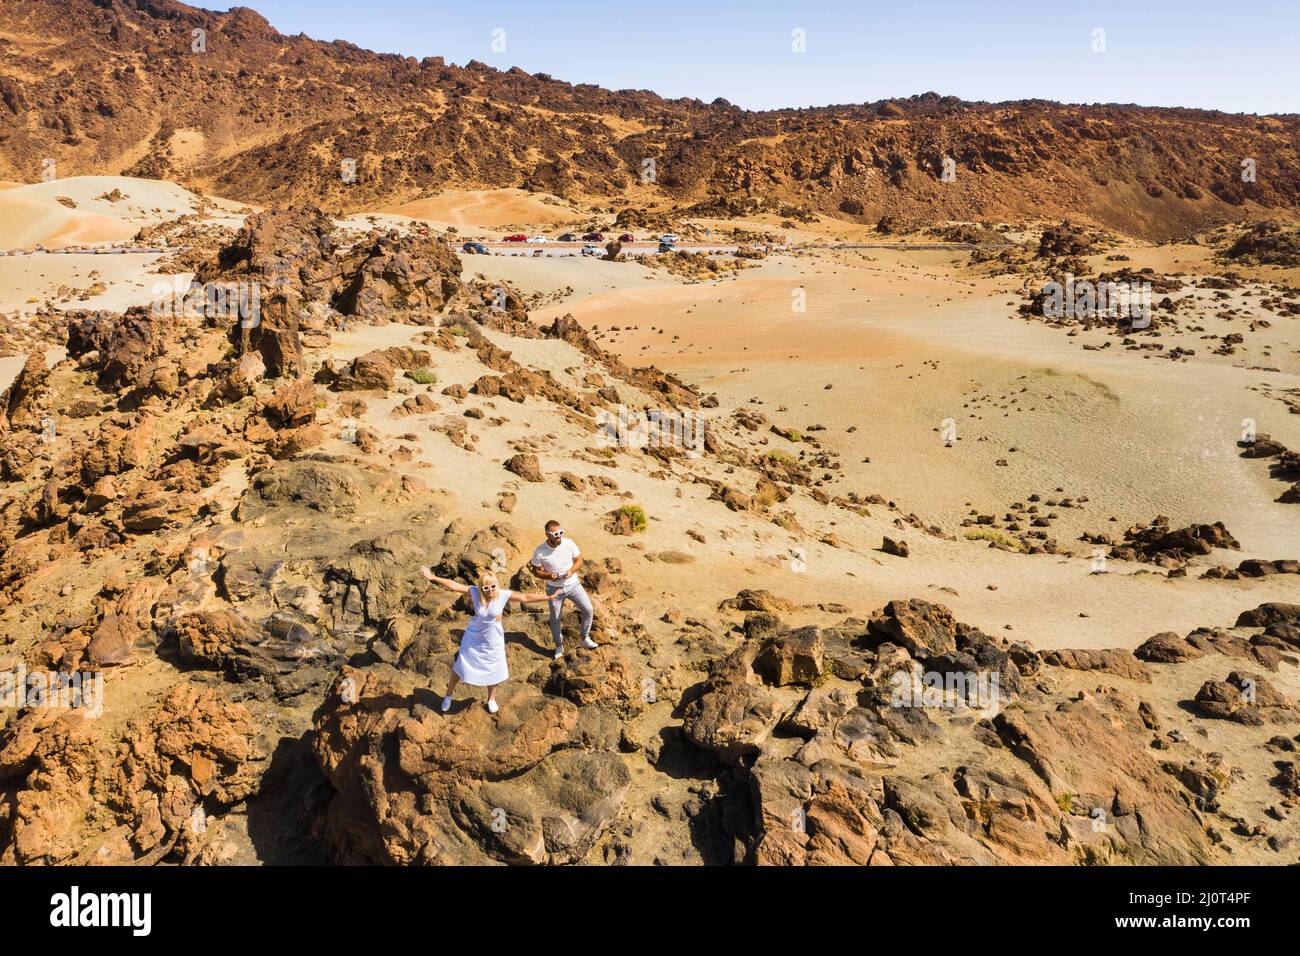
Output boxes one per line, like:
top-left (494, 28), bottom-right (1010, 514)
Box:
top-left (419, 567), bottom-right (558, 713)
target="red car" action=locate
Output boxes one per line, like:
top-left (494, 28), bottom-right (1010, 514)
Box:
top-left (617, 233), bottom-right (635, 242)
top-left (503, 234), bottom-right (527, 242)
top-left (582, 232), bottom-right (604, 241)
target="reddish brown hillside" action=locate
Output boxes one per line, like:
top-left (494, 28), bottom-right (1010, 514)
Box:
top-left (1, 0), bottom-right (1297, 236)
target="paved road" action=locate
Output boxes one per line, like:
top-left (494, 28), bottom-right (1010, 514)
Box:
top-left (2, 240), bottom-right (978, 258)
top-left (811, 241), bottom-right (979, 251)
top-left (468, 242), bottom-right (754, 257)
top-left (468, 240), bottom-right (978, 257)
top-left (0, 247), bottom-right (167, 257)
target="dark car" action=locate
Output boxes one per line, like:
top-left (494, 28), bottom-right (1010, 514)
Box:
top-left (461, 241), bottom-right (489, 254)
top-left (617, 233), bottom-right (635, 242)
top-left (503, 234), bottom-right (527, 242)
top-left (658, 240), bottom-right (676, 253)
top-left (582, 232), bottom-right (605, 242)
top-left (557, 233), bottom-right (577, 242)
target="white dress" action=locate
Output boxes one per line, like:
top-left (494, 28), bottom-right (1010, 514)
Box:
top-left (452, 586), bottom-right (511, 686)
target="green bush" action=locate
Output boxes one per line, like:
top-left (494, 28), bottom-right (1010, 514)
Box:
top-left (964, 529), bottom-right (1023, 551)
top-left (620, 503), bottom-right (648, 532)
top-left (407, 367), bottom-right (438, 385)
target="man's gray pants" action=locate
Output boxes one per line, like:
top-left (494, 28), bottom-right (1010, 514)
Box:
top-left (547, 583), bottom-right (593, 649)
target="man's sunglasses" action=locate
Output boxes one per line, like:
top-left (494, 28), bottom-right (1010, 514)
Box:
top-left (547, 530), bottom-right (564, 537)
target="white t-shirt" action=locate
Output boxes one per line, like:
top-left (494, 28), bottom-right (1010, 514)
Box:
top-left (531, 538), bottom-right (581, 589)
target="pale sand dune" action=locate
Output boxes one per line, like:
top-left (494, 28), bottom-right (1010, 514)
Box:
top-left (380, 188), bottom-right (577, 230)
top-left (0, 253), bottom-right (183, 316)
top-left (0, 175), bottom-right (209, 250)
top-left (457, 247), bottom-right (683, 299)
top-left (0, 190), bottom-right (137, 249)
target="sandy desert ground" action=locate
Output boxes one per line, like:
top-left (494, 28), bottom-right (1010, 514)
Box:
top-left (1, 178), bottom-right (1298, 866)
top-left (3, 183), bottom-right (1298, 651)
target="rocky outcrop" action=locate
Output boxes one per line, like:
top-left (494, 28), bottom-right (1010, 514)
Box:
top-left (1193, 671), bottom-right (1293, 725)
top-left (989, 693), bottom-right (1216, 864)
top-left (753, 627), bottom-right (824, 686)
top-left (207, 206), bottom-right (341, 303)
top-left (0, 710), bottom-right (99, 864)
top-left (0, 682), bottom-right (262, 865)
top-left (682, 644), bottom-right (784, 762)
top-left (674, 598), bottom-right (1249, 866)
top-left (204, 207), bottom-right (343, 378)
top-left (172, 609), bottom-right (348, 700)
top-left (1221, 220), bottom-right (1300, 267)
top-left (0, 352), bottom-right (49, 431)
top-left (743, 678), bottom-right (1220, 865)
top-left (1039, 648), bottom-right (1152, 682)
top-left (504, 453), bottom-right (543, 483)
top-left (67, 307), bottom-right (178, 397)
top-left (1135, 631), bottom-right (1206, 663)
top-left (1093, 518), bottom-right (1240, 568)
top-left (332, 347), bottom-right (432, 391)
top-left (229, 283), bottom-right (305, 380)
top-left (335, 230), bottom-right (462, 320)
top-left (1237, 603), bottom-right (1300, 629)
top-left (864, 599), bottom-right (958, 658)
top-left (109, 684), bottom-right (264, 862)
top-left (311, 668), bottom-right (629, 864)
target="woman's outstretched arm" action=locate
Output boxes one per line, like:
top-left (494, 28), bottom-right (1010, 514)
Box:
top-left (419, 566), bottom-right (471, 594)
top-left (510, 590), bottom-right (563, 605)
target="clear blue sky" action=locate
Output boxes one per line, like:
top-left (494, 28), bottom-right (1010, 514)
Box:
top-left (235, 0), bottom-right (1299, 114)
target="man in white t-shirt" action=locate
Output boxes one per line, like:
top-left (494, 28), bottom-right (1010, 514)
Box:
top-left (530, 520), bottom-right (597, 659)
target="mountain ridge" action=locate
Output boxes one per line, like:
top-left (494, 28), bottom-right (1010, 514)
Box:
top-left (1, 0), bottom-right (1298, 237)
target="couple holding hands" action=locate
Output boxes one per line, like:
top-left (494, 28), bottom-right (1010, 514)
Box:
top-left (419, 520), bottom-right (598, 714)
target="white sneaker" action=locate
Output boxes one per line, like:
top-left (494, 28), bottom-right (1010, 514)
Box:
top-left (553, 646), bottom-right (565, 660)
top-left (440, 696), bottom-right (452, 713)
top-left (486, 699), bottom-right (499, 714)
top-left (581, 637), bottom-right (598, 650)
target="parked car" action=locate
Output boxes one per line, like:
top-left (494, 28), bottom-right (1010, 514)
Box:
top-left (461, 241), bottom-right (489, 254)
top-left (503, 234), bottom-right (527, 242)
top-left (526, 235), bottom-right (548, 243)
top-left (658, 240), bottom-right (676, 253)
top-left (580, 244), bottom-right (602, 256)
top-left (658, 232), bottom-right (679, 244)
top-left (582, 232), bottom-right (605, 241)
top-left (617, 233), bottom-right (635, 242)
top-left (557, 233), bottom-right (577, 242)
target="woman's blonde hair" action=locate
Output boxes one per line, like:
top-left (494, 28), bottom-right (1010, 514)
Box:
top-left (478, 570), bottom-right (499, 591)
